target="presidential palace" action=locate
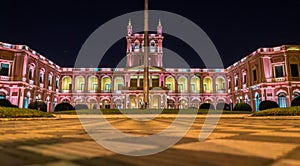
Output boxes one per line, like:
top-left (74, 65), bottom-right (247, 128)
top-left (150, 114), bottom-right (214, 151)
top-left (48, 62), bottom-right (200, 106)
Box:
top-left (0, 20), bottom-right (299, 112)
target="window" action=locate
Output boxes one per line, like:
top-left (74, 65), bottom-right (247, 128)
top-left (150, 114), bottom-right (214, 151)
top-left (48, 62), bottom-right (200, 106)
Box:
top-left (278, 93), bottom-right (287, 108)
top-left (105, 84), bottom-right (110, 91)
top-left (235, 76), bottom-right (238, 87)
top-left (166, 83), bottom-right (171, 90)
top-left (243, 74), bottom-right (247, 84)
top-left (191, 84), bottom-right (195, 92)
top-left (39, 73), bottom-right (43, 83)
top-left (150, 41), bottom-right (155, 52)
top-left (28, 68), bottom-right (33, 80)
top-left (55, 79), bottom-right (59, 89)
top-left (203, 84), bottom-right (207, 92)
top-left (48, 75), bottom-right (52, 86)
top-left (253, 69), bottom-right (257, 82)
top-left (228, 80), bottom-right (231, 89)
top-left (275, 66), bottom-right (284, 78)
top-left (178, 84), bottom-right (183, 92)
top-left (290, 64), bottom-right (299, 77)
top-left (134, 43), bottom-right (139, 52)
top-left (0, 63), bottom-right (9, 76)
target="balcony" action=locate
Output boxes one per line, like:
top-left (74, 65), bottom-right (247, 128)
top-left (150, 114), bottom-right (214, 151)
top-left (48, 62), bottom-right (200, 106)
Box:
top-left (274, 77), bottom-right (285, 82)
top-left (61, 90), bottom-right (71, 93)
top-left (291, 77), bottom-right (300, 81)
top-left (216, 89), bottom-right (226, 93)
top-left (29, 80), bottom-right (34, 85)
top-left (0, 76), bottom-right (9, 81)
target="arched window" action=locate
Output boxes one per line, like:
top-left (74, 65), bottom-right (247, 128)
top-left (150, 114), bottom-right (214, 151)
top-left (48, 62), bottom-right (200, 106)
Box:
top-left (178, 77), bottom-right (188, 92)
top-left (39, 69), bottom-right (45, 83)
top-left (166, 77), bottom-right (175, 91)
top-left (191, 76), bottom-right (200, 92)
top-left (278, 92), bottom-right (287, 108)
top-left (216, 77), bottom-right (225, 92)
top-left (48, 73), bottom-right (53, 87)
top-left (114, 77), bottom-right (124, 91)
top-left (88, 76), bottom-right (98, 91)
top-left (62, 76), bottom-right (72, 90)
top-left (75, 76), bottom-right (85, 91)
top-left (294, 92), bottom-right (300, 99)
top-left (150, 40), bottom-right (155, 52)
top-left (203, 77), bottom-right (212, 93)
top-left (101, 77), bottom-right (111, 92)
top-left (134, 42), bottom-right (140, 52)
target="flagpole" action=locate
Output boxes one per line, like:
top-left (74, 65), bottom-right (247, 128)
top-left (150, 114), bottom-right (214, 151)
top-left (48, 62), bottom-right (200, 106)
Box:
top-left (143, 0), bottom-right (149, 109)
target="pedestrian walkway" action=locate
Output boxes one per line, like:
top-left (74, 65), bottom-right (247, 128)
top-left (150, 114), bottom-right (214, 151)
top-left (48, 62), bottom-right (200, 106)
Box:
top-left (1, 117), bottom-right (300, 165)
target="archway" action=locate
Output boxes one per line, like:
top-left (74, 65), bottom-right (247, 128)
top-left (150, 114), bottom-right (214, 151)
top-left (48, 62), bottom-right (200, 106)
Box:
top-left (152, 95), bottom-right (161, 109)
top-left (278, 92), bottom-right (287, 108)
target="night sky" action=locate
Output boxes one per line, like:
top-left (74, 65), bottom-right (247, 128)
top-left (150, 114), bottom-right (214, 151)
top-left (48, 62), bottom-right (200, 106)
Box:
top-left (1, 0), bottom-right (300, 68)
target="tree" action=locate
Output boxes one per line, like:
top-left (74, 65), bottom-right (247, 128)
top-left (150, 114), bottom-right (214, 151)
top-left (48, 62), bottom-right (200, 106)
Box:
top-left (259, 100), bottom-right (279, 111)
top-left (216, 102), bottom-right (230, 110)
top-left (0, 99), bottom-right (12, 107)
top-left (28, 101), bottom-right (47, 112)
top-left (233, 103), bottom-right (252, 111)
top-left (291, 97), bottom-right (300, 106)
top-left (75, 104), bottom-right (89, 110)
top-left (54, 102), bottom-right (75, 111)
top-left (199, 103), bottom-right (215, 110)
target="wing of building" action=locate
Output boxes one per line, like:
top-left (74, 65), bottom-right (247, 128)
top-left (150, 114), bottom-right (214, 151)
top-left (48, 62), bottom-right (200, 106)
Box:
top-left (0, 20), bottom-right (299, 112)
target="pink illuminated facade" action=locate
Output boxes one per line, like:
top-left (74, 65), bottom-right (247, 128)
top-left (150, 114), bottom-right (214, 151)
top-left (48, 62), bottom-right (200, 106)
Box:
top-left (0, 21), bottom-right (299, 112)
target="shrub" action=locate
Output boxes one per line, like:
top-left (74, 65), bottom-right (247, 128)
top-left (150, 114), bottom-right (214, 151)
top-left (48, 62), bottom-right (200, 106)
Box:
top-left (75, 104), bottom-right (89, 110)
top-left (0, 99), bottom-right (12, 107)
top-left (216, 102), bottom-right (230, 110)
top-left (55, 102), bottom-right (75, 111)
top-left (10, 104), bottom-right (19, 108)
top-left (199, 103), bottom-right (215, 110)
top-left (252, 106), bottom-right (300, 116)
top-left (259, 100), bottom-right (279, 111)
top-left (233, 103), bottom-right (252, 111)
top-left (28, 101), bottom-right (47, 112)
top-left (291, 97), bottom-right (300, 106)
top-left (0, 107), bottom-right (53, 118)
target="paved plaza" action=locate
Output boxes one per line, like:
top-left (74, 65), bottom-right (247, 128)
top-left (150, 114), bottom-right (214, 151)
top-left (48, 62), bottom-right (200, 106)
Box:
top-left (1, 115), bottom-right (300, 166)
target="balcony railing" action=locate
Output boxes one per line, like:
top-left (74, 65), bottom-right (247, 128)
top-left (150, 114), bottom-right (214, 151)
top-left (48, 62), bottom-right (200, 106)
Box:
top-left (0, 76), bottom-right (10, 81)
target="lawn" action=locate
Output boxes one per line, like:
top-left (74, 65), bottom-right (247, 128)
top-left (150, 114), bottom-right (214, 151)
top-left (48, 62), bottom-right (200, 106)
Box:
top-left (0, 107), bottom-right (54, 118)
top-left (52, 109), bottom-right (252, 114)
top-left (252, 106), bottom-right (300, 116)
